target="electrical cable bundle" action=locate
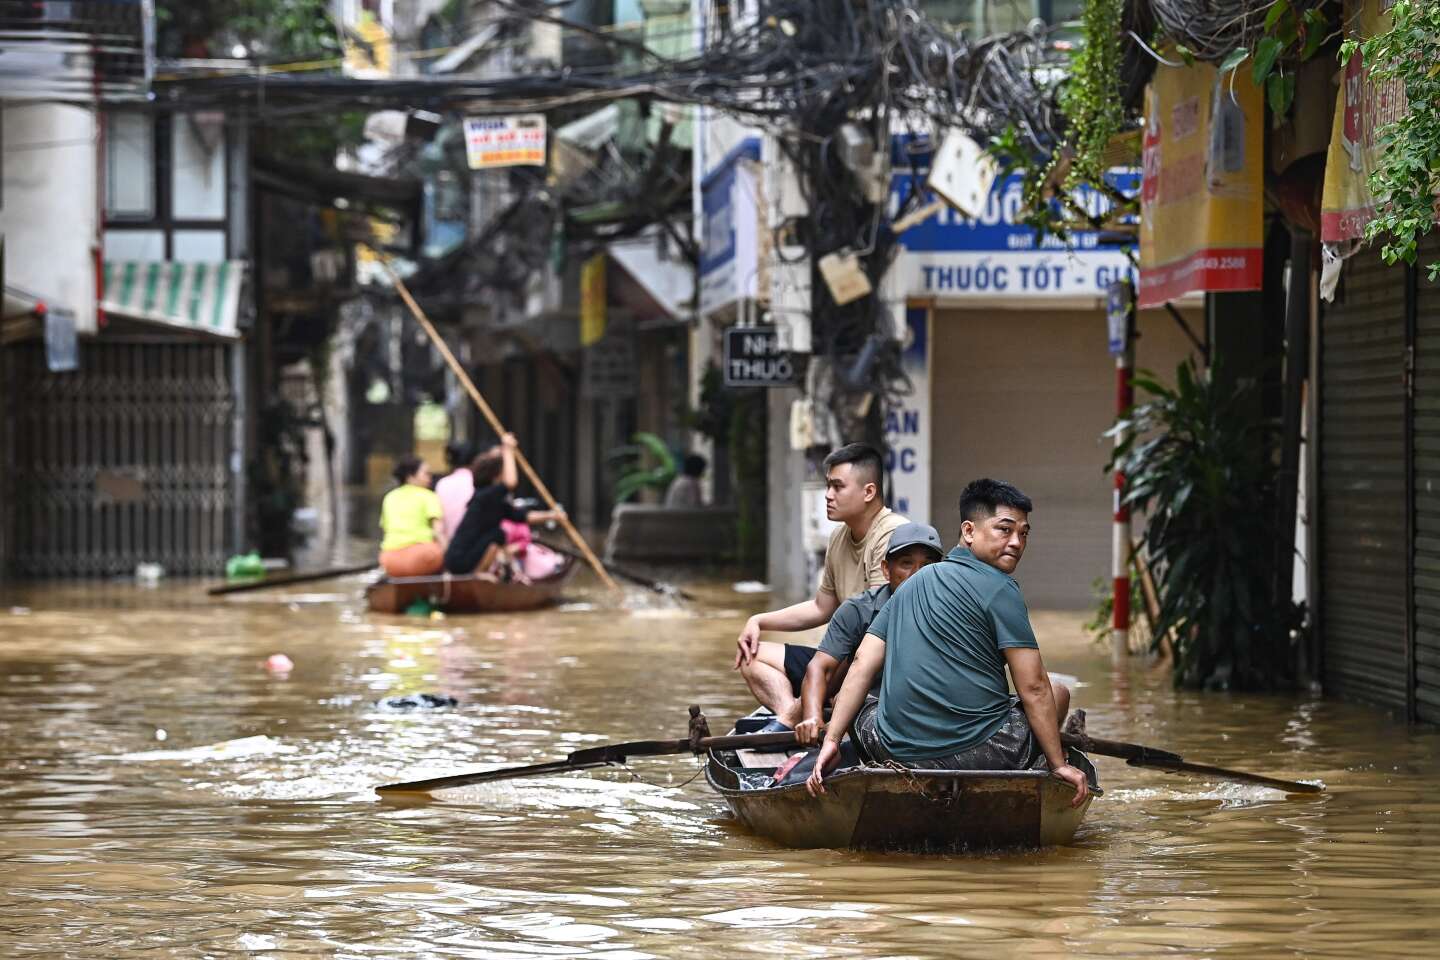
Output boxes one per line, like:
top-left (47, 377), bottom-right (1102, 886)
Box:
top-left (1146, 0), bottom-right (1327, 63)
top-left (154, 0), bottom-right (1083, 426)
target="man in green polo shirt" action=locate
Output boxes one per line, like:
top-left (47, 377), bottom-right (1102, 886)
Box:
top-left (806, 478), bottom-right (1088, 808)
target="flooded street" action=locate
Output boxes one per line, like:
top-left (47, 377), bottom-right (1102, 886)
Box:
top-left (3, 575), bottom-right (1440, 958)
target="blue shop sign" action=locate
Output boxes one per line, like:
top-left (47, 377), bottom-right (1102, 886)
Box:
top-left (889, 145), bottom-right (1140, 300)
top-left (700, 138), bottom-right (762, 315)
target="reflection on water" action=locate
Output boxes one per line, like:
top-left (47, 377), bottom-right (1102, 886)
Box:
top-left (2, 579), bottom-right (1439, 957)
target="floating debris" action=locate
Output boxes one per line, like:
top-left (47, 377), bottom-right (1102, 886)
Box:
top-left (376, 693), bottom-right (459, 711)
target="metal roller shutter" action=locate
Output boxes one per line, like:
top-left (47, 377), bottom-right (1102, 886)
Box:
top-left (1320, 244), bottom-right (1409, 711)
top-left (1, 338), bottom-right (237, 577)
top-left (1411, 237), bottom-right (1440, 722)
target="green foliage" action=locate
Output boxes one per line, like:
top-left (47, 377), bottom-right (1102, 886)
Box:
top-left (988, 126), bottom-right (1070, 241)
top-left (259, 111), bottom-right (369, 166)
top-left (612, 432), bottom-right (678, 504)
top-left (728, 393), bottom-right (768, 571)
top-left (1341, 1), bottom-right (1440, 280)
top-left (1082, 573), bottom-right (1147, 647)
top-left (990, 0), bottom-right (1141, 243)
top-left (1217, 1), bottom-right (1332, 124)
top-left (1058, 0), bottom-right (1127, 191)
top-left (1107, 359), bottom-right (1301, 690)
top-left (157, 0), bottom-right (340, 62)
top-left (680, 365), bottom-right (734, 444)
top-left (675, 364), bottom-right (767, 570)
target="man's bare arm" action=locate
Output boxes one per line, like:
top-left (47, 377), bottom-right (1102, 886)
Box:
top-left (795, 650), bottom-right (841, 744)
top-left (734, 590), bottom-right (841, 667)
top-left (822, 634), bottom-right (882, 743)
top-left (1004, 647), bottom-right (1088, 807)
top-left (806, 634), bottom-right (885, 796)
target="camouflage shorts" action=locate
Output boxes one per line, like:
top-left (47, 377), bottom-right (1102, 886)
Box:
top-left (852, 696), bottom-right (1045, 771)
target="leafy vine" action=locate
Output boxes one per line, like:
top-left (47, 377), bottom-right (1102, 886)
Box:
top-left (1059, 0), bottom-right (1127, 192)
top-left (1341, 0), bottom-right (1440, 279)
top-left (1194, 0), bottom-right (1330, 122)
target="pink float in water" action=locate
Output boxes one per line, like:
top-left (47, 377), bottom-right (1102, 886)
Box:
top-left (264, 653), bottom-right (294, 675)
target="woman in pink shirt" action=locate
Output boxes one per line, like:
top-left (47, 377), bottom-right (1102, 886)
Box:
top-left (435, 442), bottom-right (475, 542)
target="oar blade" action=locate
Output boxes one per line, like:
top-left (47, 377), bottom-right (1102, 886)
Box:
top-left (1148, 759), bottom-right (1323, 795)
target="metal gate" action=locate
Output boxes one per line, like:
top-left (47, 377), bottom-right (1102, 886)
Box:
top-left (1411, 238), bottom-right (1440, 722)
top-left (1319, 244), bottom-right (1410, 712)
top-left (1, 338), bottom-right (236, 577)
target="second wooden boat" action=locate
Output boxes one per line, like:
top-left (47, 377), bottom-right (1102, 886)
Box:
top-left (366, 555), bottom-right (575, 614)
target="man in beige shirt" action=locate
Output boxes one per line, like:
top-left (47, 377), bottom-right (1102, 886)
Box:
top-left (734, 443), bottom-right (908, 732)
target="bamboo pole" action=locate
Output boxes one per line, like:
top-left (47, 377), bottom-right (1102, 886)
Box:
top-left (1131, 537), bottom-right (1174, 662)
top-left (376, 255), bottom-right (621, 593)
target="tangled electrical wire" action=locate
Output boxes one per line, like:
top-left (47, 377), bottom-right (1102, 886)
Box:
top-left (155, 0), bottom-right (1076, 432)
top-left (1147, 0), bottom-right (1328, 62)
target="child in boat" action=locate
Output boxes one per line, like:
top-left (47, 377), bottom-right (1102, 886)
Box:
top-left (443, 433), bottom-right (565, 579)
top-left (500, 511), bottom-right (567, 581)
top-left (378, 456), bottom-right (448, 577)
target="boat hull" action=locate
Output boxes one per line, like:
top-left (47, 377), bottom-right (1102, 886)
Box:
top-left (365, 559), bottom-right (574, 614)
top-left (707, 748), bottom-right (1098, 851)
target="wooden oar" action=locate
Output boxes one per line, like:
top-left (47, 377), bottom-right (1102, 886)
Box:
top-left (377, 732), bottom-right (795, 794)
top-left (208, 562), bottom-right (378, 596)
top-left (534, 539), bottom-right (696, 601)
top-left (374, 254), bottom-right (621, 594)
top-left (377, 706), bottom-right (1323, 796)
top-left (1061, 731), bottom-right (1322, 794)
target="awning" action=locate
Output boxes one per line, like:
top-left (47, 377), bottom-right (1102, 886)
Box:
top-left (100, 261), bottom-right (246, 338)
top-left (607, 234), bottom-right (694, 324)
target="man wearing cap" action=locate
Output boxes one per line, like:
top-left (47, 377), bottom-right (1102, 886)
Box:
top-left (789, 522), bottom-right (945, 745)
top-left (744, 522), bottom-right (945, 733)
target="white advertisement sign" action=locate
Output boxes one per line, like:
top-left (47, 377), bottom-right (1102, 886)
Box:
top-left (463, 115), bottom-right (547, 169)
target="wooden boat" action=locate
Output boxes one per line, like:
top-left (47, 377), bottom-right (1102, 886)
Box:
top-left (706, 714), bottom-right (1100, 852)
top-left (365, 556), bottom-right (575, 614)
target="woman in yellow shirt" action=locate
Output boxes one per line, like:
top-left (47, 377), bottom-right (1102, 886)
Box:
top-left (378, 455), bottom-right (447, 577)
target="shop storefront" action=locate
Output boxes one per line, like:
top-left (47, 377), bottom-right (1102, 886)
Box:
top-left (889, 171), bottom-right (1201, 608)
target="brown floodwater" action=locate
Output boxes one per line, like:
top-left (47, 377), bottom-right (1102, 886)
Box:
top-left (1, 573), bottom-right (1438, 958)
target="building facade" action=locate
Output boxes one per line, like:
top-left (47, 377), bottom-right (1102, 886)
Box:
top-left (0, 4), bottom-right (253, 577)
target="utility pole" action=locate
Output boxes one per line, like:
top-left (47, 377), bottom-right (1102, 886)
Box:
top-left (1107, 280), bottom-right (1136, 663)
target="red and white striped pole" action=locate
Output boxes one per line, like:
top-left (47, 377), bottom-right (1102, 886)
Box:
top-left (1108, 280), bottom-right (1135, 662)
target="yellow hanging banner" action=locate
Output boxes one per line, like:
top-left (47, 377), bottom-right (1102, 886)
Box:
top-left (580, 254), bottom-right (607, 347)
top-left (1138, 58), bottom-right (1265, 308)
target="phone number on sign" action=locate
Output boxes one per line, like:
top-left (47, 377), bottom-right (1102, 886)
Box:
top-left (1185, 256), bottom-right (1250, 273)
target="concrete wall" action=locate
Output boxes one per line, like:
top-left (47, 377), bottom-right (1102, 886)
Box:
top-left (0, 103), bottom-right (98, 333)
top-left (766, 385), bottom-right (812, 600)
